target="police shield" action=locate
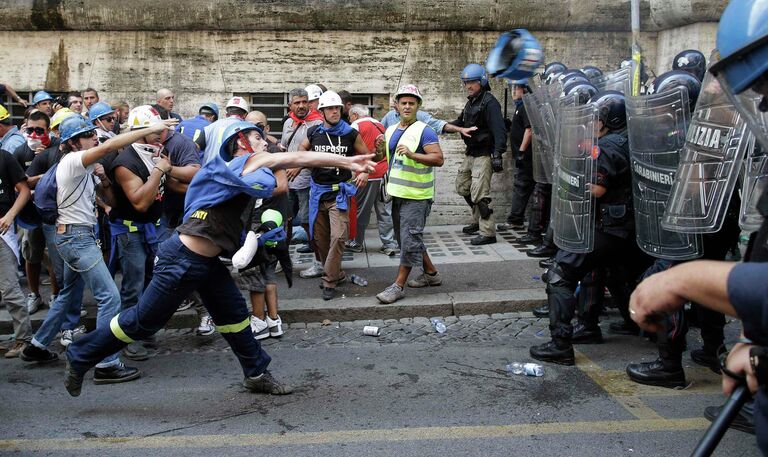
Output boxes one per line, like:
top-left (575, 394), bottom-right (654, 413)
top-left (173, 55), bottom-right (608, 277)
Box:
top-left (740, 139), bottom-right (765, 231)
top-left (591, 65), bottom-right (633, 95)
top-left (626, 87), bottom-right (702, 260)
top-left (661, 71), bottom-right (753, 234)
top-left (551, 103), bottom-right (598, 253)
top-left (523, 92), bottom-right (554, 183)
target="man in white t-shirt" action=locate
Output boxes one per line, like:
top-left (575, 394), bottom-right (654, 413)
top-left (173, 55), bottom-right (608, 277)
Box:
top-left (21, 114), bottom-right (176, 387)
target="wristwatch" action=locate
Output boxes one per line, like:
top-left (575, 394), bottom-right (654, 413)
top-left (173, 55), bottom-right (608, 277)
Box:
top-left (749, 346), bottom-right (768, 387)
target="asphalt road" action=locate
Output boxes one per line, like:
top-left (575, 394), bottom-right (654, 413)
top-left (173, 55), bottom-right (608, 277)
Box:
top-left (0, 313), bottom-right (759, 457)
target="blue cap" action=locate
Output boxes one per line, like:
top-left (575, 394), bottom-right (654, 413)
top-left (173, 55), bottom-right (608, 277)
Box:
top-left (32, 91), bottom-right (54, 105)
top-left (59, 115), bottom-right (97, 142)
top-left (88, 102), bottom-right (116, 122)
top-left (710, 0), bottom-right (768, 93)
top-left (219, 121), bottom-right (264, 161)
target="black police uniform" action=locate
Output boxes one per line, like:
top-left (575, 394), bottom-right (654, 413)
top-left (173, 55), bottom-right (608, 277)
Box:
top-left (506, 99), bottom-right (534, 227)
top-left (531, 132), bottom-right (649, 365)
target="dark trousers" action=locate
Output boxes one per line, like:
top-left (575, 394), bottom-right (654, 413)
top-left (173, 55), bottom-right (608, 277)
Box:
top-left (527, 182), bottom-right (552, 237)
top-left (67, 234), bottom-right (271, 377)
top-left (507, 155), bottom-right (535, 224)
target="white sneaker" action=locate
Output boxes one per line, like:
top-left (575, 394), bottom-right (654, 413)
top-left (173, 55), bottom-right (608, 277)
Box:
top-left (197, 315), bottom-right (215, 336)
top-left (299, 263), bottom-right (324, 279)
top-left (266, 315), bottom-right (284, 338)
top-left (72, 325), bottom-right (86, 336)
top-left (250, 316), bottom-right (269, 340)
top-left (26, 293), bottom-right (42, 314)
top-left (60, 329), bottom-right (74, 347)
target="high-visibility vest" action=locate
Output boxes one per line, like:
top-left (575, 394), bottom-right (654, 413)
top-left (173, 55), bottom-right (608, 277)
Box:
top-left (385, 121), bottom-right (434, 200)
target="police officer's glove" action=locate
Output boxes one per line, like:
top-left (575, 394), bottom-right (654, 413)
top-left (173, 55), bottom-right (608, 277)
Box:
top-left (491, 155), bottom-right (504, 173)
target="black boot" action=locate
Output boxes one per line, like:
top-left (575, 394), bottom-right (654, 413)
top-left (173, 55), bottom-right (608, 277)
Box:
top-left (470, 234), bottom-right (497, 245)
top-left (530, 339), bottom-right (575, 366)
top-left (626, 358), bottom-right (686, 388)
top-left (93, 363), bottom-right (141, 385)
top-left (572, 322), bottom-right (604, 344)
top-left (527, 244), bottom-right (557, 258)
top-left (691, 346), bottom-right (725, 374)
top-left (518, 233), bottom-right (542, 244)
top-left (608, 320), bottom-right (640, 335)
top-left (532, 304), bottom-right (549, 318)
top-left (462, 223), bottom-right (479, 235)
top-left (539, 257), bottom-right (554, 269)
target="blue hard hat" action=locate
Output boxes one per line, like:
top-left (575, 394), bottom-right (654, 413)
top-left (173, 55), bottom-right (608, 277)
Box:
top-left (32, 91), bottom-right (54, 105)
top-left (199, 102), bottom-right (219, 119)
top-left (220, 121), bottom-right (264, 162)
top-left (88, 101), bottom-right (115, 122)
top-left (59, 114), bottom-right (97, 142)
top-left (710, 0), bottom-right (768, 94)
top-left (460, 63), bottom-right (488, 86)
top-left (485, 29), bottom-right (544, 81)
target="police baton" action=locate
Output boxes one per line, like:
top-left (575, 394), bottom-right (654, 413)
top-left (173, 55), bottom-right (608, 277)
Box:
top-left (690, 384), bottom-right (751, 457)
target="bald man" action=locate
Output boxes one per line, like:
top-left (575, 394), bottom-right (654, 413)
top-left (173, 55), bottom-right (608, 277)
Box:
top-left (156, 89), bottom-right (183, 122)
top-left (246, 111), bottom-right (282, 152)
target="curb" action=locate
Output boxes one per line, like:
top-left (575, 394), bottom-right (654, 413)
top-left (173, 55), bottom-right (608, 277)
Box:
top-left (1, 288), bottom-right (546, 334)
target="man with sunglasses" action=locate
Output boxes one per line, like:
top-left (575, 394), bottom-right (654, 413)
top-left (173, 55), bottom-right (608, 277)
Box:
top-left (21, 114), bottom-right (175, 388)
top-left (89, 102), bottom-right (117, 144)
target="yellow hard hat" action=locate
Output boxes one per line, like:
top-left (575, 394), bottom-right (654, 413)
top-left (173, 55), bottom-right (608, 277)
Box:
top-left (0, 104), bottom-right (9, 122)
top-left (50, 108), bottom-right (76, 130)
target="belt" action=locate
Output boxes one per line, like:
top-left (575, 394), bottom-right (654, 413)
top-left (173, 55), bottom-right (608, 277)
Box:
top-left (56, 223), bottom-right (92, 234)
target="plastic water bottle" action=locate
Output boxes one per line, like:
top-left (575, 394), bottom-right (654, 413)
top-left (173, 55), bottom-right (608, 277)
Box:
top-left (505, 362), bottom-right (544, 377)
top-left (350, 274), bottom-right (368, 287)
top-left (430, 318), bottom-right (447, 334)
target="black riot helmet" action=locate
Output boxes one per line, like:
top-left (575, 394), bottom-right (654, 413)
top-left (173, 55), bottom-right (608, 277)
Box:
top-left (581, 66), bottom-right (603, 80)
top-left (563, 79), bottom-right (598, 105)
top-left (543, 62), bottom-right (567, 82)
top-left (648, 70), bottom-right (702, 111)
top-left (591, 90), bottom-right (627, 131)
top-left (559, 70), bottom-right (589, 86)
top-left (672, 49), bottom-right (707, 82)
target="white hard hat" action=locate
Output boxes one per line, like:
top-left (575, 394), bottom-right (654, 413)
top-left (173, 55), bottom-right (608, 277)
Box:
top-left (395, 84), bottom-right (423, 104)
top-left (226, 96), bottom-right (249, 112)
top-left (305, 84), bottom-right (324, 101)
top-left (128, 105), bottom-right (162, 130)
top-left (317, 90), bottom-right (343, 110)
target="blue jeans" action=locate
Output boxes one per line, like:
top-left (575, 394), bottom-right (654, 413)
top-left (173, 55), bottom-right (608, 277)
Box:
top-left (67, 234), bottom-right (271, 377)
top-left (41, 223), bottom-right (82, 330)
top-left (40, 225), bottom-right (120, 368)
top-left (114, 231), bottom-right (152, 310)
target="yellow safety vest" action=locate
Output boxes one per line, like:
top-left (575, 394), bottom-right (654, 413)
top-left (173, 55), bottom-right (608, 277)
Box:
top-left (385, 121), bottom-right (434, 200)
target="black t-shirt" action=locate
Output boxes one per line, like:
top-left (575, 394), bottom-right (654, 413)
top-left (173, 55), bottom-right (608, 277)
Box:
top-left (108, 147), bottom-right (164, 223)
top-left (509, 101), bottom-right (531, 153)
top-left (15, 140), bottom-right (61, 174)
top-left (177, 193), bottom-right (252, 255)
top-left (27, 147), bottom-right (63, 178)
top-left (162, 131), bottom-right (201, 227)
top-left (308, 125), bottom-right (358, 186)
top-left (0, 149), bottom-right (27, 217)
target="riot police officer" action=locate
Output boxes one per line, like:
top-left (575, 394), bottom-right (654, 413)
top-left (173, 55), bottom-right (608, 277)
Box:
top-left (451, 64), bottom-right (507, 245)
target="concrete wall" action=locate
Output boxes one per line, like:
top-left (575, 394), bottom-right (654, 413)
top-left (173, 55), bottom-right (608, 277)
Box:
top-left (0, 1), bottom-right (727, 224)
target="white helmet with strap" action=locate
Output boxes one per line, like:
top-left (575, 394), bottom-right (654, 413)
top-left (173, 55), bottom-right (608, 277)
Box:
top-left (317, 91), bottom-right (343, 110)
top-left (128, 105), bottom-right (162, 130)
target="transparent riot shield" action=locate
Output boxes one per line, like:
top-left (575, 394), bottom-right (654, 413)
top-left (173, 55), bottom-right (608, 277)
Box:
top-left (626, 87), bottom-right (702, 260)
top-left (523, 93), bottom-right (554, 184)
top-left (551, 103), bottom-right (598, 253)
top-left (740, 139), bottom-right (765, 231)
top-left (661, 71), bottom-right (752, 234)
top-left (591, 64), bottom-right (633, 95)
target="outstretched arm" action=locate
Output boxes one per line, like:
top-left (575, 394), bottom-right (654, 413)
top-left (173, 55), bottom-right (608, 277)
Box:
top-left (82, 119), bottom-right (178, 168)
top-left (243, 151), bottom-right (376, 176)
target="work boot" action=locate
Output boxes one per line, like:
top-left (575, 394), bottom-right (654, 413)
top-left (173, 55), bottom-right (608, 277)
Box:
top-left (704, 404), bottom-right (756, 435)
top-left (538, 257), bottom-right (554, 269)
top-left (470, 235), bottom-right (497, 245)
top-left (691, 347), bottom-right (725, 374)
top-left (462, 223), bottom-right (479, 235)
top-left (571, 322), bottom-right (604, 344)
top-left (517, 234), bottom-right (542, 244)
top-left (93, 363), bottom-right (141, 385)
top-left (608, 320), bottom-right (640, 335)
top-left (626, 358), bottom-right (686, 388)
top-left (20, 344), bottom-right (59, 363)
top-left (243, 370), bottom-right (293, 395)
top-left (527, 244), bottom-right (557, 258)
top-left (532, 304), bottom-right (549, 318)
top-left (530, 340), bottom-right (575, 366)
top-left (64, 358), bottom-right (85, 397)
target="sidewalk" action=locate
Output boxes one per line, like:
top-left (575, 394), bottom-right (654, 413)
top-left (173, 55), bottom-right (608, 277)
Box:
top-left (0, 224), bottom-right (547, 334)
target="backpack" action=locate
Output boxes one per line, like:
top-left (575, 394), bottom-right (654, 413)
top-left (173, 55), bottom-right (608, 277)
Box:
top-left (33, 163), bottom-right (88, 225)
